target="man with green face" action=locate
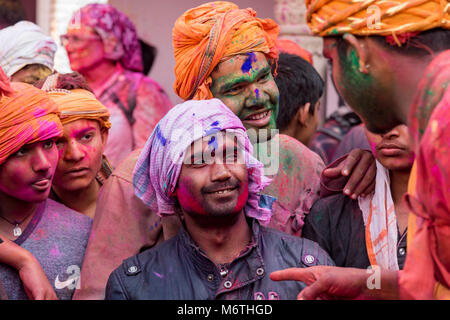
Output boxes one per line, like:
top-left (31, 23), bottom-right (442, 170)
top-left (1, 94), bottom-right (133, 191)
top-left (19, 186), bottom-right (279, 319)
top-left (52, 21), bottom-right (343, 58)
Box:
top-left (172, 1), bottom-right (327, 237)
top-left (271, 0), bottom-right (450, 300)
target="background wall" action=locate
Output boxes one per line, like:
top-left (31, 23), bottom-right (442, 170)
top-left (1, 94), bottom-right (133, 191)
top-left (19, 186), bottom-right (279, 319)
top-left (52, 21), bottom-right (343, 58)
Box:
top-left (110, 0), bottom-right (276, 104)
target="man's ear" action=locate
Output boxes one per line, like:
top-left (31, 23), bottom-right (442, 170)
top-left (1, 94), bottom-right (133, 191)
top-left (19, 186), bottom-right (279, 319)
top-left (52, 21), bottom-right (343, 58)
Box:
top-left (100, 128), bottom-right (109, 149)
top-left (343, 33), bottom-right (370, 74)
top-left (296, 102), bottom-right (311, 127)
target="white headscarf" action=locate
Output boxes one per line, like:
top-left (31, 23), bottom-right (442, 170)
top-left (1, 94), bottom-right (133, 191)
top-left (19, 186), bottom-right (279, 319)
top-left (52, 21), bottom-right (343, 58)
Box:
top-left (0, 21), bottom-right (56, 77)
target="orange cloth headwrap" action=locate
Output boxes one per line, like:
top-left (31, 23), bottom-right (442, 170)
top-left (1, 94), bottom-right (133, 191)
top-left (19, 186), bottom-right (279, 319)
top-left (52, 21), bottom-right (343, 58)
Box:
top-left (46, 89), bottom-right (111, 130)
top-left (0, 71), bottom-right (63, 165)
top-left (305, 0), bottom-right (450, 36)
top-left (173, 1), bottom-right (279, 100)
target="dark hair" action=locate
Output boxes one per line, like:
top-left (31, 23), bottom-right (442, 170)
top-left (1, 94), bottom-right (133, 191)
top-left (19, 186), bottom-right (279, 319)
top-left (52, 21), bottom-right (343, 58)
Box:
top-left (337, 28), bottom-right (450, 59)
top-left (273, 53), bottom-right (324, 131)
top-left (139, 38), bottom-right (157, 75)
top-left (0, 0), bottom-right (26, 28)
top-left (34, 72), bottom-right (94, 93)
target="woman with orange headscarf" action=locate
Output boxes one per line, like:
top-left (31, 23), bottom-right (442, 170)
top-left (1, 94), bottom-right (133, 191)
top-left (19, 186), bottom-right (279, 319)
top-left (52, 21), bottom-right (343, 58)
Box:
top-left (0, 68), bottom-right (92, 300)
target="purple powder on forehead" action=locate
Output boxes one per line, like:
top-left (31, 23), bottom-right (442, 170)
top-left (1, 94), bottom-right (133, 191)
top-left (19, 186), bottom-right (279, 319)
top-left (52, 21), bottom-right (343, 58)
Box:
top-left (241, 52), bottom-right (256, 73)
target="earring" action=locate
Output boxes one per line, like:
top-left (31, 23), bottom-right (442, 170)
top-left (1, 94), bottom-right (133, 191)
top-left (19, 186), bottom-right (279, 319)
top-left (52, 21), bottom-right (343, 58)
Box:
top-left (359, 64), bottom-right (370, 74)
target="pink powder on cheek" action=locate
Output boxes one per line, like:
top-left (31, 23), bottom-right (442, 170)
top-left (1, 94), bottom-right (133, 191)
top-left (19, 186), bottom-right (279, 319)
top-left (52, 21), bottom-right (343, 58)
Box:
top-left (234, 180), bottom-right (248, 212)
top-left (369, 141), bottom-right (378, 157)
top-left (176, 179), bottom-right (207, 215)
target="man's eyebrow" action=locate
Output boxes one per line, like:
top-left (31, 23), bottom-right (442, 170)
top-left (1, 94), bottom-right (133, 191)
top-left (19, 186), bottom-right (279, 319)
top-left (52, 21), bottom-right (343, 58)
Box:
top-left (73, 127), bottom-right (96, 137)
top-left (219, 65), bottom-right (271, 92)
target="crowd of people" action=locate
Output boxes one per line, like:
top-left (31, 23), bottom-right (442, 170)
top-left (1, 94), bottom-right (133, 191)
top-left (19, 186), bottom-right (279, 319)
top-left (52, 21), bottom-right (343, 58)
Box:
top-left (0, 0), bottom-right (448, 300)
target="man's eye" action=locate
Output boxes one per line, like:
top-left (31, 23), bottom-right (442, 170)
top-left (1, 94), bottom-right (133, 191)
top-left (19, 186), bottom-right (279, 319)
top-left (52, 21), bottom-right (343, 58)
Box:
top-left (192, 158), bottom-right (205, 165)
top-left (224, 85), bottom-right (243, 95)
top-left (43, 140), bottom-right (54, 149)
top-left (14, 148), bottom-right (27, 157)
top-left (81, 133), bottom-right (93, 141)
top-left (257, 72), bottom-right (270, 82)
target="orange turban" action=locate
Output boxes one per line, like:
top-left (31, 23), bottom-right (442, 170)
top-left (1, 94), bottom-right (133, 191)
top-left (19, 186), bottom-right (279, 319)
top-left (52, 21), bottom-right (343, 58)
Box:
top-left (173, 1), bottom-right (279, 100)
top-left (46, 89), bottom-right (111, 130)
top-left (0, 70), bottom-right (63, 165)
top-left (305, 0), bottom-right (450, 37)
top-left (276, 39), bottom-right (313, 64)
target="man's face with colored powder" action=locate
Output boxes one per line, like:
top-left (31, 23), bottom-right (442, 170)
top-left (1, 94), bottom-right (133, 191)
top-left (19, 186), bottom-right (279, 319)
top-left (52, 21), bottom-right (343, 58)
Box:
top-left (175, 132), bottom-right (249, 219)
top-left (52, 119), bottom-right (107, 192)
top-left (0, 139), bottom-right (59, 203)
top-left (323, 37), bottom-right (402, 134)
top-left (210, 52), bottom-right (279, 142)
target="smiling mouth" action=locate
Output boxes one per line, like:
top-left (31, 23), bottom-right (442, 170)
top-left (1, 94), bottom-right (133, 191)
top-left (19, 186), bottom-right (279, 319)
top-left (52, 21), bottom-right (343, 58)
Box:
top-left (245, 110), bottom-right (270, 121)
top-left (212, 188), bottom-right (235, 194)
top-left (206, 186), bottom-right (238, 195)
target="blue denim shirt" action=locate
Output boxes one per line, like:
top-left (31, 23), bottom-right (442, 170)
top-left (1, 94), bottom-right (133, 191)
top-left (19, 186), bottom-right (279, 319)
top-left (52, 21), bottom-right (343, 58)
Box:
top-left (105, 219), bottom-right (334, 300)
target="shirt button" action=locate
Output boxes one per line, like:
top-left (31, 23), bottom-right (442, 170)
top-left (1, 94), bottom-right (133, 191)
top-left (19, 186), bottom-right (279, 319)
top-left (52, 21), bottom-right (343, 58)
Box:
top-left (128, 266), bottom-right (138, 274)
top-left (398, 248), bottom-right (406, 256)
top-left (223, 280), bottom-right (232, 289)
top-left (207, 274), bottom-right (214, 282)
top-left (256, 267), bottom-right (265, 276)
top-left (255, 292), bottom-right (265, 300)
top-left (303, 254), bottom-right (315, 264)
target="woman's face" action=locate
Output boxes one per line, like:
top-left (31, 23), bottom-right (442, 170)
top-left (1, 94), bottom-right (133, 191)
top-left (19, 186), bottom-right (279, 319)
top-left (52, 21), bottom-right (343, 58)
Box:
top-left (0, 139), bottom-right (59, 203)
top-left (365, 124), bottom-right (415, 171)
top-left (63, 25), bottom-right (106, 73)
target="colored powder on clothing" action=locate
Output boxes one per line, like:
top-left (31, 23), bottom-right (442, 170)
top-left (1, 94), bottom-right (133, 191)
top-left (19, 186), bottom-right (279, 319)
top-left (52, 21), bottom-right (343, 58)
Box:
top-left (155, 125), bottom-right (167, 146)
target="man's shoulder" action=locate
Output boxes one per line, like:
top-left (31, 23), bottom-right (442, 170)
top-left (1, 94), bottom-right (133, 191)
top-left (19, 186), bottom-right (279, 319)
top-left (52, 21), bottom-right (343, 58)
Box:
top-left (305, 193), bottom-right (360, 231)
top-left (277, 134), bottom-right (325, 167)
top-left (112, 232), bottom-right (180, 277)
top-left (106, 233), bottom-right (182, 299)
top-left (259, 225), bottom-right (334, 267)
top-left (45, 198), bottom-right (92, 226)
top-left (37, 199), bottom-right (92, 245)
top-left (110, 148), bottom-right (143, 182)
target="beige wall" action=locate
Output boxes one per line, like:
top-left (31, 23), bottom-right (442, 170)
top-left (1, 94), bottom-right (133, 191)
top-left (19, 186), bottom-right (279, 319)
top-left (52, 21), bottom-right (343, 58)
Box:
top-left (109, 0), bottom-right (276, 105)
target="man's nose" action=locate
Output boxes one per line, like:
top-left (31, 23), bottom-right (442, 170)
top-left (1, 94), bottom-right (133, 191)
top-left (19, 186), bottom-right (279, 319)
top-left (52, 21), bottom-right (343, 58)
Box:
top-left (210, 160), bottom-right (232, 182)
top-left (64, 141), bottom-right (85, 162)
top-left (244, 85), bottom-right (268, 109)
top-left (32, 147), bottom-right (52, 173)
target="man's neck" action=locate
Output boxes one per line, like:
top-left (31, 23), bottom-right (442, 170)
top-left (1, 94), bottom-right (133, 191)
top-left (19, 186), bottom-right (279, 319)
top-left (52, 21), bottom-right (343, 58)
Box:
top-left (184, 211), bottom-right (252, 265)
top-left (52, 179), bottom-right (101, 218)
top-left (389, 168), bottom-right (411, 233)
top-left (0, 192), bottom-right (39, 238)
top-left (80, 60), bottom-right (118, 93)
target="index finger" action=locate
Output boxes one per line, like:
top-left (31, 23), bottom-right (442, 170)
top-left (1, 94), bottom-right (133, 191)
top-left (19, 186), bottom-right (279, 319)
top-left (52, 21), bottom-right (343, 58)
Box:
top-left (270, 268), bottom-right (317, 285)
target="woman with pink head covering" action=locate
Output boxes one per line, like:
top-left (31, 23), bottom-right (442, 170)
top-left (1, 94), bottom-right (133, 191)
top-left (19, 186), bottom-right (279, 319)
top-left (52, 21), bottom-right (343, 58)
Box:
top-left (61, 3), bottom-right (172, 167)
